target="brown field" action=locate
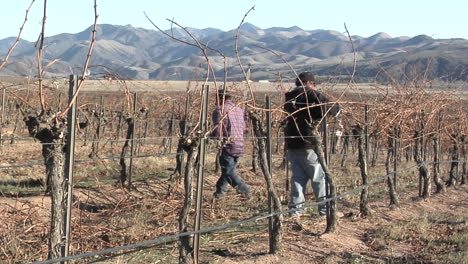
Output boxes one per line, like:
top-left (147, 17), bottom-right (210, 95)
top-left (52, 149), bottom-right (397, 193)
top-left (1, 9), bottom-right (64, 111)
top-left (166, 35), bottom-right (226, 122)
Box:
top-left (0, 80), bottom-right (467, 263)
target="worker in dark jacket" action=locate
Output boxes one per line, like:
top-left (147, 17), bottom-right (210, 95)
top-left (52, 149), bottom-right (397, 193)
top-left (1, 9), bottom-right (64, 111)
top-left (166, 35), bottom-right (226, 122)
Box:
top-left (284, 72), bottom-right (340, 216)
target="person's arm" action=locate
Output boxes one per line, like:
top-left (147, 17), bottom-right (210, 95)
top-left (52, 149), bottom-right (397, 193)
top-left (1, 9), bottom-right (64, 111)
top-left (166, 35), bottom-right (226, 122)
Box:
top-left (313, 90), bottom-right (340, 117)
top-left (325, 98), bottom-right (340, 117)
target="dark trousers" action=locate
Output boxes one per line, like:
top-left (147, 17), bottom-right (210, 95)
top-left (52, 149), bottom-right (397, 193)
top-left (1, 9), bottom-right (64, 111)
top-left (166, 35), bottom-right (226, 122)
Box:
top-left (215, 149), bottom-right (249, 194)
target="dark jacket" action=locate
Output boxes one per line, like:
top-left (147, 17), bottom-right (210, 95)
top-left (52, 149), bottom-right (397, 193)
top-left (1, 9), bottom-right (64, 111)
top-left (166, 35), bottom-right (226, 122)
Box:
top-left (284, 86), bottom-right (340, 149)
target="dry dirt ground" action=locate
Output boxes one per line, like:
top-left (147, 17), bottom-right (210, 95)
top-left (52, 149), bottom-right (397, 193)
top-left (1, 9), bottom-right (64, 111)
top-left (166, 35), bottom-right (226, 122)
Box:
top-left (2, 182), bottom-right (466, 264)
top-left (0, 143), bottom-right (466, 264)
top-left (202, 185), bottom-right (468, 264)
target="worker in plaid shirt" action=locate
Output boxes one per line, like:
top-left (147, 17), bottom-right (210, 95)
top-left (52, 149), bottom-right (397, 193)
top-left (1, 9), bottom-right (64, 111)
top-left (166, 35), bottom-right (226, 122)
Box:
top-left (211, 90), bottom-right (251, 198)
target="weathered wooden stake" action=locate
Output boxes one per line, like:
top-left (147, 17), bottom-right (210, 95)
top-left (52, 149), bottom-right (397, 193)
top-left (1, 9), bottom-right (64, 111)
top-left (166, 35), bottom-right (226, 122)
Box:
top-left (393, 127), bottom-right (399, 191)
top-left (0, 88), bottom-right (5, 147)
top-left (193, 85), bottom-right (209, 264)
top-left (265, 96), bottom-right (276, 252)
top-left (64, 74), bottom-right (78, 259)
top-left (365, 105), bottom-right (370, 161)
top-left (128, 92), bottom-right (138, 191)
top-left (448, 134), bottom-right (460, 187)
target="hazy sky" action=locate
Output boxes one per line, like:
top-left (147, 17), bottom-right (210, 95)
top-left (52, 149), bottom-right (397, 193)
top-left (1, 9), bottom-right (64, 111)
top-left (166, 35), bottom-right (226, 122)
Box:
top-left (1, 0), bottom-right (467, 41)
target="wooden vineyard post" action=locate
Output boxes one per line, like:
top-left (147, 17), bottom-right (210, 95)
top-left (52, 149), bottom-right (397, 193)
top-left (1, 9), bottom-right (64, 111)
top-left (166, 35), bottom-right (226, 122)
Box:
top-left (89, 95), bottom-right (104, 158)
top-left (322, 114), bottom-right (331, 219)
top-left (140, 110), bottom-right (150, 154)
top-left (128, 92), bottom-right (138, 191)
top-left (266, 96), bottom-right (275, 252)
top-left (64, 74), bottom-right (78, 258)
top-left (340, 129), bottom-right (350, 167)
top-left (365, 105), bottom-right (370, 162)
top-left (167, 117), bottom-right (175, 153)
top-left (250, 121), bottom-right (259, 174)
top-left (393, 127), bottom-right (399, 191)
top-left (323, 115), bottom-right (329, 165)
top-left (448, 134), bottom-right (460, 187)
top-left (193, 85), bottom-right (209, 264)
top-left (0, 88), bottom-right (5, 147)
top-left (114, 113), bottom-right (123, 148)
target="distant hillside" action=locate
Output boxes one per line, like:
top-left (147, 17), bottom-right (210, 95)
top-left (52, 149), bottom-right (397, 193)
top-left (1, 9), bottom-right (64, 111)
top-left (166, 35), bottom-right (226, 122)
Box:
top-left (1, 23), bottom-right (467, 82)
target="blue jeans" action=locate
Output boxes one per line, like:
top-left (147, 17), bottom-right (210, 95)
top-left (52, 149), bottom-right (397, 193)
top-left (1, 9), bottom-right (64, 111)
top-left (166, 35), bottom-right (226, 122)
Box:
top-left (288, 148), bottom-right (327, 216)
top-left (215, 149), bottom-right (250, 195)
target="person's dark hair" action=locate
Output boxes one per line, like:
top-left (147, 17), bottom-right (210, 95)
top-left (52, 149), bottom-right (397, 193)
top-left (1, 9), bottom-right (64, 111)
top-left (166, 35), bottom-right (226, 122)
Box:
top-left (295, 72), bottom-right (316, 86)
top-left (217, 89), bottom-right (232, 100)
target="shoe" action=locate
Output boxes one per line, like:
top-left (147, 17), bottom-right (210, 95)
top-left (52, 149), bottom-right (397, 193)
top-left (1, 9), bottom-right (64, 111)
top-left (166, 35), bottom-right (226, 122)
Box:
top-left (213, 192), bottom-right (226, 199)
top-left (316, 211), bottom-right (344, 218)
top-left (235, 185), bottom-right (251, 198)
top-left (237, 190), bottom-right (252, 199)
top-left (290, 215), bottom-right (304, 231)
top-left (336, 211), bottom-right (345, 218)
top-left (288, 208), bottom-right (303, 218)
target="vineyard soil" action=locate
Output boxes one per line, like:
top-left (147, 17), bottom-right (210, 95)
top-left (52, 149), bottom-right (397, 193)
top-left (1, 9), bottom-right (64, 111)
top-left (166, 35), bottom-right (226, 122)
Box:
top-left (1, 167), bottom-right (466, 264)
top-left (205, 185), bottom-right (468, 264)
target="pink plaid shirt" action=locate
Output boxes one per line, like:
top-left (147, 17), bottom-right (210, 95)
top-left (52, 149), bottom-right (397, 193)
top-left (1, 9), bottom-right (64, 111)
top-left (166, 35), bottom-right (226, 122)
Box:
top-left (212, 100), bottom-right (245, 157)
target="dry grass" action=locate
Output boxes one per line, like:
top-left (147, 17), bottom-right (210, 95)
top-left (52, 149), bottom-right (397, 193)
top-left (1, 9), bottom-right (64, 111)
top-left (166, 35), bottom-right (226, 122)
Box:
top-left (1, 147), bottom-right (467, 263)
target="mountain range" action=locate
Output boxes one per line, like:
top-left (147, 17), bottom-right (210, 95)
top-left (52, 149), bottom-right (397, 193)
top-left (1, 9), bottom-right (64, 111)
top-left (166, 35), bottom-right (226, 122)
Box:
top-left (1, 23), bottom-right (467, 82)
